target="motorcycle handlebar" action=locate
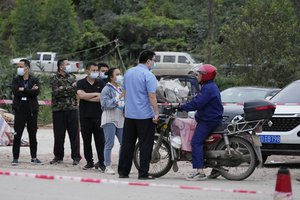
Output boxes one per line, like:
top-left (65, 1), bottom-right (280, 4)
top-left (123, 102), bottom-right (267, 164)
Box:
top-left (159, 104), bottom-right (180, 116)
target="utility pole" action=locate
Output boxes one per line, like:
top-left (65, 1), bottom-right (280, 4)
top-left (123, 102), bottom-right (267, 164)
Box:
top-left (207, 0), bottom-right (214, 63)
top-left (115, 39), bottom-right (126, 73)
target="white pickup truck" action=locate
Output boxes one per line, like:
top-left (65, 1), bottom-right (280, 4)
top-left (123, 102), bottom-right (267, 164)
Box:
top-left (11, 52), bottom-right (83, 73)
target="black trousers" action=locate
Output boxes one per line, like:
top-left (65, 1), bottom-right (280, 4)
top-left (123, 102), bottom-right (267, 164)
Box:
top-left (118, 118), bottom-right (155, 178)
top-left (13, 112), bottom-right (38, 159)
top-left (52, 110), bottom-right (81, 161)
top-left (80, 118), bottom-right (104, 164)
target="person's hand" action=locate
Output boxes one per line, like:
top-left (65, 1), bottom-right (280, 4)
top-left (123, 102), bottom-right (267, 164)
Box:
top-left (18, 87), bottom-right (24, 91)
top-left (32, 84), bottom-right (39, 90)
top-left (177, 104), bottom-right (183, 112)
top-left (152, 114), bottom-right (159, 124)
top-left (72, 82), bottom-right (77, 87)
top-left (119, 93), bottom-right (125, 99)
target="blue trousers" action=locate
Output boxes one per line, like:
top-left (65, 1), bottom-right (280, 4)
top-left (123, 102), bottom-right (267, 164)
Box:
top-left (102, 123), bottom-right (123, 167)
top-left (191, 122), bottom-right (219, 169)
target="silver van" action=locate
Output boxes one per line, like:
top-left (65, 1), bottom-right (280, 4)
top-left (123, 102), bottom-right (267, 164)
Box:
top-left (152, 51), bottom-right (202, 76)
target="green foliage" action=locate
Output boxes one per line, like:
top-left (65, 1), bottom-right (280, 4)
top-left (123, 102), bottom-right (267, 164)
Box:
top-left (216, 0), bottom-right (300, 87)
top-left (0, 0), bottom-right (300, 90)
top-left (215, 75), bottom-right (244, 91)
top-left (42, 0), bottom-right (80, 54)
top-left (100, 5), bottom-right (193, 64)
top-left (36, 73), bottom-right (52, 125)
top-left (0, 58), bottom-right (15, 106)
top-left (10, 0), bottom-right (44, 54)
top-left (77, 19), bottom-right (108, 62)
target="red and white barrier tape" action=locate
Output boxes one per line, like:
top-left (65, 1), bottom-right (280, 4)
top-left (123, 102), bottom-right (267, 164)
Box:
top-left (1, 100), bottom-right (300, 106)
top-left (0, 99), bottom-right (51, 105)
top-left (0, 170), bottom-right (273, 196)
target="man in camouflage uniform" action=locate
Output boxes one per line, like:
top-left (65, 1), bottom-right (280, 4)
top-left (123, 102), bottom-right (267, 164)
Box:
top-left (50, 58), bottom-right (81, 165)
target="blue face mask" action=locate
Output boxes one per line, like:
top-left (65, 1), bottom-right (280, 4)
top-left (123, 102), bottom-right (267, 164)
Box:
top-left (99, 72), bottom-right (108, 79)
top-left (17, 68), bottom-right (25, 76)
top-left (64, 65), bottom-right (72, 73)
top-left (115, 75), bottom-right (124, 85)
top-left (150, 62), bottom-right (157, 70)
top-left (89, 72), bottom-right (99, 79)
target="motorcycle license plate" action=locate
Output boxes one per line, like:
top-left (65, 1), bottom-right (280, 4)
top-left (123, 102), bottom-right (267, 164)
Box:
top-left (259, 135), bottom-right (281, 144)
top-left (251, 135), bottom-right (262, 147)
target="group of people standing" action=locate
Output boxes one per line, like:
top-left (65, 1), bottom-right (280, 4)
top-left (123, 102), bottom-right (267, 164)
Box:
top-left (11, 49), bottom-right (224, 181)
top-left (11, 50), bottom-right (159, 179)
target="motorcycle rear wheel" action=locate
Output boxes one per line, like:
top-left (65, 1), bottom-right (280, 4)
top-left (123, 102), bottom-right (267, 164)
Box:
top-left (216, 137), bottom-right (257, 181)
top-left (133, 136), bottom-right (173, 177)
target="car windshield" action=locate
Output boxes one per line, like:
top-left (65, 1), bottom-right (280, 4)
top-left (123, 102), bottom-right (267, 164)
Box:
top-left (186, 54), bottom-right (198, 63)
top-left (221, 88), bottom-right (269, 103)
top-left (271, 81), bottom-right (300, 103)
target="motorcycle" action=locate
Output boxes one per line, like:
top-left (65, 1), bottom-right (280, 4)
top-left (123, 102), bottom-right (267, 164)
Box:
top-left (133, 100), bottom-right (276, 180)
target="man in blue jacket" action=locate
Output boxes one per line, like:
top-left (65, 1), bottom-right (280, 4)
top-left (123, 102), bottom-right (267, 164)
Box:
top-left (179, 64), bottom-right (223, 181)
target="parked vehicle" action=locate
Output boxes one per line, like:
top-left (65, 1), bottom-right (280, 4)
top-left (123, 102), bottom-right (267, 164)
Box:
top-left (221, 87), bottom-right (280, 103)
top-left (11, 52), bottom-right (83, 73)
top-left (152, 51), bottom-right (202, 76)
top-left (257, 80), bottom-right (300, 161)
top-left (133, 100), bottom-right (276, 180)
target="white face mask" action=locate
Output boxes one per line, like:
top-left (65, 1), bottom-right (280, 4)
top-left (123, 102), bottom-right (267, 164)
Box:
top-left (99, 72), bottom-right (108, 79)
top-left (89, 72), bottom-right (99, 79)
top-left (64, 65), bottom-right (72, 73)
top-left (115, 75), bottom-right (124, 85)
top-left (17, 67), bottom-right (25, 76)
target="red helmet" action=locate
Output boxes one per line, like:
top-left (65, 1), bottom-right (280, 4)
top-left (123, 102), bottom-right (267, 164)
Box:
top-left (196, 64), bottom-right (217, 82)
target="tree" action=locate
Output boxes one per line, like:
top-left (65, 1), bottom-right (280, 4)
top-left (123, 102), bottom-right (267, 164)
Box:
top-left (9, 0), bottom-right (44, 54)
top-left (42, 0), bottom-right (80, 55)
top-left (96, 2), bottom-right (193, 65)
top-left (216, 0), bottom-right (300, 87)
top-left (77, 19), bottom-right (108, 62)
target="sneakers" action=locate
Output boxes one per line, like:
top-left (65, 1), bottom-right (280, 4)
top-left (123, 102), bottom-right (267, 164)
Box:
top-left (11, 158), bottom-right (43, 166)
top-left (94, 162), bottom-right (106, 172)
top-left (104, 166), bottom-right (115, 175)
top-left (11, 159), bottom-right (18, 166)
top-left (31, 158), bottom-right (44, 165)
top-left (83, 162), bottom-right (94, 170)
top-left (50, 158), bottom-right (63, 165)
top-left (186, 171), bottom-right (207, 181)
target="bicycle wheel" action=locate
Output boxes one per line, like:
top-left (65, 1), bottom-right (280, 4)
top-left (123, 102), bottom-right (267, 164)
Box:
top-left (133, 137), bottom-right (173, 177)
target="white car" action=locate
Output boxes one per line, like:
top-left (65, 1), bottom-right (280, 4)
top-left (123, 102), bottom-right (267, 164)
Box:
top-left (257, 80), bottom-right (300, 161)
top-left (152, 51), bottom-right (202, 76)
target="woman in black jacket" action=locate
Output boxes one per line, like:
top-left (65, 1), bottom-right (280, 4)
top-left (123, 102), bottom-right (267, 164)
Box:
top-left (11, 59), bottom-right (43, 166)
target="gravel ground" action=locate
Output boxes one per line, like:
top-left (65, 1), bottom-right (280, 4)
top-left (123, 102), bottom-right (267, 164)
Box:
top-left (0, 128), bottom-right (299, 200)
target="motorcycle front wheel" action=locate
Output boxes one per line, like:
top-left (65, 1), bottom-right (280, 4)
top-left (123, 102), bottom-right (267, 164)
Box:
top-left (216, 137), bottom-right (257, 181)
top-left (133, 136), bottom-right (173, 177)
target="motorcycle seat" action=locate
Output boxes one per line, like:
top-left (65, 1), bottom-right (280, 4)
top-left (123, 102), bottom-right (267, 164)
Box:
top-left (211, 124), bottom-right (228, 134)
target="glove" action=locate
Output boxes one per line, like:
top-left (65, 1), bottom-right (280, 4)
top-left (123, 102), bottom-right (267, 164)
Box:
top-left (177, 103), bottom-right (184, 112)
